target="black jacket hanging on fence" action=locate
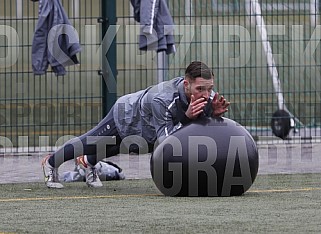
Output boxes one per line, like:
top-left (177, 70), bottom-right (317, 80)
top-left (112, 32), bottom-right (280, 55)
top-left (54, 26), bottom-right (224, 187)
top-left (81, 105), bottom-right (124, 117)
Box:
top-left (130, 0), bottom-right (176, 54)
top-left (32, 0), bottom-right (81, 76)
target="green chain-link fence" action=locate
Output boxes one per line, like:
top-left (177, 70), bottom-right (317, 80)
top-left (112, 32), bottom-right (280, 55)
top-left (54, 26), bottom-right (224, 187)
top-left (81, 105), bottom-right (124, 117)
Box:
top-left (117, 0), bottom-right (321, 141)
top-left (0, 0), bottom-right (104, 150)
top-left (1, 0), bottom-right (321, 152)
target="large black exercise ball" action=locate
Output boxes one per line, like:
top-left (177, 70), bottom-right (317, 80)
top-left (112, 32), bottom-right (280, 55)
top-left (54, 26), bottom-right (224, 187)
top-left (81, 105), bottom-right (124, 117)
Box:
top-left (150, 117), bottom-right (259, 197)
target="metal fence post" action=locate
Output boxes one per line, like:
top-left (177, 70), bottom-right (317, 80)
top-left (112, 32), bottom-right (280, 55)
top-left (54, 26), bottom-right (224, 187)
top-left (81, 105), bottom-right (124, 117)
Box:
top-left (157, 51), bottom-right (167, 83)
top-left (101, 0), bottom-right (117, 116)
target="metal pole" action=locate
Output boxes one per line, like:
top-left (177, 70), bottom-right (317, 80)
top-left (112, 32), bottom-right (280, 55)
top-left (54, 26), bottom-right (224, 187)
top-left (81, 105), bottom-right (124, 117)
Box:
top-left (71, 0), bottom-right (80, 19)
top-left (250, 0), bottom-right (285, 110)
top-left (185, 0), bottom-right (192, 23)
top-left (245, 0), bottom-right (255, 25)
top-left (101, 0), bottom-right (117, 116)
top-left (16, 0), bottom-right (23, 18)
top-left (157, 51), bottom-right (167, 83)
top-left (310, 0), bottom-right (319, 27)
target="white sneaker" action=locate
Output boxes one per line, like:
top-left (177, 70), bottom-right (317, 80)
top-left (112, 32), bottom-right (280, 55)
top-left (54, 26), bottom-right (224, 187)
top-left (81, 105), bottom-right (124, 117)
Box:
top-left (42, 155), bottom-right (64, 189)
top-left (76, 156), bottom-right (103, 188)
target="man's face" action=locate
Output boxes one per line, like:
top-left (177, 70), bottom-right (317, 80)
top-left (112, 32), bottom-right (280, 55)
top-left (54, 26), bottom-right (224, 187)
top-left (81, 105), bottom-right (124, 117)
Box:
top-left (184, 77), bottom-right (214, 101)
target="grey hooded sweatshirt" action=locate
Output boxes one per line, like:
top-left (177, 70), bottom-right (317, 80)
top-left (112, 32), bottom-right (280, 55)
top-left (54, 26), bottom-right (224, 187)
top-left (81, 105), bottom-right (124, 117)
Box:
top-left (32, 0), bottom-right (81, 76)
top-left (130, 0), bottom-right (176, 54)
top-left (113, 77), bottom-right (214, 146)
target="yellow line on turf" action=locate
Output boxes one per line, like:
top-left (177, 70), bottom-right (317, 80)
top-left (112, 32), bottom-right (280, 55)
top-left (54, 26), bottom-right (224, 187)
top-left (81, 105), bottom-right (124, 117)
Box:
top-left (0, 187), bottom-right (320, 203)
top-left (249, 187), bottom-right (321, 193)
top-left (0, 194), bottom-right (161, 202)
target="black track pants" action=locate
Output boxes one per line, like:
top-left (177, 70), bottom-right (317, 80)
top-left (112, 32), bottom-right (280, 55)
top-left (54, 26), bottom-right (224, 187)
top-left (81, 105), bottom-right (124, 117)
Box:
top-left (48, 107), bottom-right (121, 167)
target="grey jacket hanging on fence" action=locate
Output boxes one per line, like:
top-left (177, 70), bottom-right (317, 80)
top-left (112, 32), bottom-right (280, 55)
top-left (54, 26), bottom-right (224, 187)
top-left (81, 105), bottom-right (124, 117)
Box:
top-left (32, 0), bottom-right (81, 76)
top-left (130, 0), bottom-right (176, 54)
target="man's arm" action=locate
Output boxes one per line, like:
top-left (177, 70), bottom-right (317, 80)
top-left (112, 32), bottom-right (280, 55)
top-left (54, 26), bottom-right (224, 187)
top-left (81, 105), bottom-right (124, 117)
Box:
top-left (150, 98), bottom-right (182, 142)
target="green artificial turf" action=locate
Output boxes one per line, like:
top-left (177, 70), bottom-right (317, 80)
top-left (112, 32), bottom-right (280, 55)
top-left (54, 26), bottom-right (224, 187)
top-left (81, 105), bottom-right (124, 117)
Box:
top-left (0, 174), bottom-right (320, 233)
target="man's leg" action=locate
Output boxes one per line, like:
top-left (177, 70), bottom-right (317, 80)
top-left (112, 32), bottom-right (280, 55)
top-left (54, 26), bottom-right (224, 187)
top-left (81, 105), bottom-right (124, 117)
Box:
top-left (42, 107), bottom-right (120, 188)
top-left (75, 118), bottom-right (121, 188)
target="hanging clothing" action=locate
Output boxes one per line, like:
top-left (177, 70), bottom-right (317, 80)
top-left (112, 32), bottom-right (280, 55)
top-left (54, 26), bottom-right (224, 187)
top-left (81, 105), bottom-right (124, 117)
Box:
top-left (130, 0), bottom-right (176, 54)
top-left (32, 0), bottom-right (81, 76)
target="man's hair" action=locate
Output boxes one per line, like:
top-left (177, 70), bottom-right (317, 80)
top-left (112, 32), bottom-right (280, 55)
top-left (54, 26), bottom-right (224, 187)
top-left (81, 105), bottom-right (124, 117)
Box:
top-left (185, 61), bottom-right (214, 81)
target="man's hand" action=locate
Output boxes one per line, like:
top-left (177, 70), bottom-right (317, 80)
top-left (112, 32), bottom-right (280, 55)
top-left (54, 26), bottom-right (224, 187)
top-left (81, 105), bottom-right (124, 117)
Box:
top-left (185, 95), bottom-right (207, 119)
top-left (212, 92), bottom-right (230, 117)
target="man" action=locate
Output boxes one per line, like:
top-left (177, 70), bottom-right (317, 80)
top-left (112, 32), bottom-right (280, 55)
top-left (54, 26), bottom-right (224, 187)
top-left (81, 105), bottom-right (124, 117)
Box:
top-left (42, 61), bottom-right (230, 188)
